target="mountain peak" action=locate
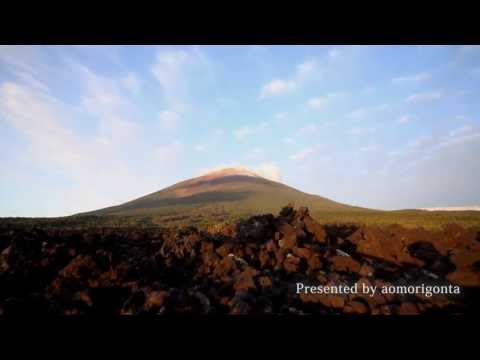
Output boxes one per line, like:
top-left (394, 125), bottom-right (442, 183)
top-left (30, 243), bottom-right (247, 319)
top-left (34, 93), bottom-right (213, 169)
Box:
top-left (200, 167), bottom-right (262, 180)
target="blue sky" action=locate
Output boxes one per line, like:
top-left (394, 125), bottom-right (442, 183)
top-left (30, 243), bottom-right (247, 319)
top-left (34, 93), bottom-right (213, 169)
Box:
top-left (1, 45), bottom-right (479, 216)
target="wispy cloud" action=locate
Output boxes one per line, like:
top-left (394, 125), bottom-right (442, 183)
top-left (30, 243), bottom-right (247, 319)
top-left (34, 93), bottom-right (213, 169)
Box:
top-left (396, 115), bottom-right (414, 124)
top-left (348, 108), bottom-right (369, 120)
top-left (151, 49), bottom-right (190, 110)
top-left (259, 79), bottom-right (296, 99)
top-left (307, 93), bottom-right (342, 110)
top-left (392, 72), bottom-right (431, 84)
top-left (0, 50), bottom-right (191, 215)
top-left (347, 104), bottom-right (389, 120)
top-left (362, 86), bottom-right (376, 95)
top-left (156, 141), bottom-right (184, 162)
top-left (0, 80), bottom-right (153, 215)
top-left (246, 147), bottom-right (265, 160)
top-left (359, 145), bottom-right (378, 152)
top-left (1, 45), bottom-right (479, 214)
top-left (151, 46), bottom-right (212, 111)
top-left (254, 162), bottom-right (281, 181)
top-left (328, 48), bottom-right (342, 61)
top-left (234, 121), bottom-right (268, 141)
top-left (259, 58), bottom-right (321, 99)
top-left (159, 110), bottom-right (180, 130)
top-left (296, 123), bottom-right (320, 137)
top-left (406, 90), bottom-right (444, 104)
top-left (121, 72), bottom-right (141, 94)
top-left (197, 161), bottom-right (281, 182)
top-left (348, 126), bottom-right (376, 136)
top-left (289, 145), bottom-right (321, 161)
top-left (296, 60), bottom-right (318, 80)
top-left (194, 144), bottom-right (207, 152)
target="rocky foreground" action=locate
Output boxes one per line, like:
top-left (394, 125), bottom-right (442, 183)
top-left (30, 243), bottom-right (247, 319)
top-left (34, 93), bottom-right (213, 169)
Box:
top-left (0, 205), bottom-right (479, 315)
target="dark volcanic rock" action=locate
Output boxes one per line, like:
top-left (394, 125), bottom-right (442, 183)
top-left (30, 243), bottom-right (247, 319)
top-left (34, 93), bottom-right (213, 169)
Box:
top-left (407, 242), bottom-right (441, 264)
top-left (235, 214), bottom-right (275, 243)
top-left (0, 205), bottom-right (478, 315)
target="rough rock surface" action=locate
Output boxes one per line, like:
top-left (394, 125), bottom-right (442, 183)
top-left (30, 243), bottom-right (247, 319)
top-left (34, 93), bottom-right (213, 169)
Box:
top-left (0, 205), bottom-right (479, 315)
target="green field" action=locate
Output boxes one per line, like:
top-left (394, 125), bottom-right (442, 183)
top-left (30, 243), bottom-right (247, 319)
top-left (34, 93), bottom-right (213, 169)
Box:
top-left (3, 206), bottom-right (480, 231)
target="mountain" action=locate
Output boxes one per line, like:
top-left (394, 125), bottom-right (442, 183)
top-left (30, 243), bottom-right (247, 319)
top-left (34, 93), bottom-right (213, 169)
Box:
top-left (79, 168), bottom-right (368, 223)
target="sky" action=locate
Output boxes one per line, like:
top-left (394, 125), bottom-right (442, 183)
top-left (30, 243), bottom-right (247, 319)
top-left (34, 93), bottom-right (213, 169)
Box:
top-left (0, 45), bottom-right (479, 217)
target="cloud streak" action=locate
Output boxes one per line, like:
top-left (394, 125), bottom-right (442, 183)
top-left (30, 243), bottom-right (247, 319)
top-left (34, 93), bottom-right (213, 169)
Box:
top-left (406, 91), bottom-right (444, 104)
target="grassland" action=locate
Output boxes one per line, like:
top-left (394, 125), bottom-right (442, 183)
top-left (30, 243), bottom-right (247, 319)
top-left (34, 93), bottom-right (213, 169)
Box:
top-left (2, 205), bottom-right (480, 230)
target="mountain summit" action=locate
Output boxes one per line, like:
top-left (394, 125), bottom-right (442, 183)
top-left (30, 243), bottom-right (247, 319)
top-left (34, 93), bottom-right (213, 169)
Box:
top-left (197, 167), bottom-right (263, 179)
top-left (80, 168), bottom-right (366, 222)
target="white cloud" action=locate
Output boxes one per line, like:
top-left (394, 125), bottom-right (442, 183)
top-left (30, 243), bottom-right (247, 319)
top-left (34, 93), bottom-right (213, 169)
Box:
top-left (289, 146), bottom-right (320, 161)
top-left (438, 126), bottom-right (480, 149)
top-left (348, 104), bottom-right (388, 120)
top-left (213, 128), bottom-right (224, 137)
top-left (390, 123), bottom-right (480, 163)
top-left (159, 110), bottom-right (180, 130)
top-left (0, 82), bottom-right (85, 169)
top-left (217, 97), bottom-right (236, 107)
top-left (296, 60), bottom-right (317, 79)
top-left (0, 46), bottom-right (45, 75)
top-left (349, 126), bottom-right (376, 136)
top-left (259, 79), bottom-right (296, 99)
top-left (194, 144), bottom-right (207, 152)
top-left (328, 48), bottom-right (341, 61)
top-left (296, 123), bottom-right (319, 137)
top-left (150, 47), bottom-right (212, 111)
top-left (246, 147), bottom-right (265, 160)
top-left (191, 128), bottom-right (225, 153)
top-left (15, 71), bottom-right (50, 93)
top-left (121, 72), bottom-right (141, 94)
top-left (0, 55), bottom-right (190, 216)
top-left (348, 103), bottom-right (389, 120)
top-left (259, 58), bottom-right (321, 99)
top-left (406, 91), bottom-right (444, 104)
top-left (376, 103), bottom-right (390, 111)
top-left (0, 80), bottom-right (154, 216)
top-left (308, 96), bottom-right (331, 110)
top-left (234, 127), bottom-right (253, 141)
top-left (196, 164), bottom-right (242, 177)
top-left (152, 50), bottom-right (188, 86)
top-left (392, 72), bottom-right (431, 84)
top-left (253, 162), bottom-right (281, 181)
top-left (348, 107), bottom-right (369, 120)
top-left (75, 63), bottom-right (139, 144)
top-left (374, 122), bottom-right (480, 209)
top-left (307, 93), bottom-right (345, 110)
top-left (362, 86), bottom-right (376, 95)
top-left (449, 124), bottom-right (472, 137)
top-left (156, 141), bottom-right (183, 162)
top-left (397, 115), bottom-right (413, 124)
top-left (359, 145), bottom-right (378, 152)
top-left (282, 137), bottom-right (295, 144)
top-left (234, 121), bottom-right (268, 141)
top-left (151, 49), bottom-right (189, 107)
top-left (196, 162), bottom-right (281, 182)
